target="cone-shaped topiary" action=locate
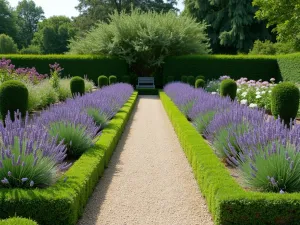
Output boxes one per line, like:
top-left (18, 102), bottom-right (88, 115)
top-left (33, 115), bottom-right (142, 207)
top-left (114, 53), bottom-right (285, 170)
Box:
top-left (181, 76), bottom-right (188, 83)
top-left (195, 79), bottom-right (205, 88)
top-left (167, 76), bottom-right (174, 84)
top-left (196, 75), bottom-right (205, 81)
top-left (98, 75), bottom-right (108, 87)
top-left (122, 76), bottom-right (130, 83)
top-left (220, 79), bottom-right (237, 100)
top-left (187, 76), bottom-right (195, 86)
top-left (0, 80), bottom-right (28, 120)
top-left (271, 82), bottom-right (300, 126)
top-left (109, 75), bottom-right (117, 85)
top-left (70, 76), bottom-right (85, 96)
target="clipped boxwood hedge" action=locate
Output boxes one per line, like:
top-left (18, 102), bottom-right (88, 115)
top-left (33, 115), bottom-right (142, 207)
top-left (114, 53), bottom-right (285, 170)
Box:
top-left (0, 218), bottom-right (37, 225)
top-left (163, 55), bottom-right (281, 82)
top-left (159, 91), bottom-right (300, 225)
top-left (0, 55), bottom-right (128, 84)
top-left (277, 53), bottom-right (300, 83)
top-left (0, 92), bottom-right (138, 225)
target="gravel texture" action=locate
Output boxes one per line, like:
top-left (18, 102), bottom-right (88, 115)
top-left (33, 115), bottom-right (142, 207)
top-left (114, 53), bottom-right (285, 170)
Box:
top-left (77, 96), bottom-right (214, 225)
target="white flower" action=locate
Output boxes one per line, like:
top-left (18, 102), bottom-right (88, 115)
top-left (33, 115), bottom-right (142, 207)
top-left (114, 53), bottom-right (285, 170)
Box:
top-left (256, 91), bottom-right (261, 95)
top-left (261, 91), bottom-right (266, 94)
top-left (268, 90), bottom-right (272, 93)
top-left (256, 95), bottom-right (262, 99)
top-left (237, 88), bottom-right (241, 93)
top-left (241, 92), bottom-right (247, 97)
top-left (240, 99), bottom-right (248, 105)
top-left (211, 92), bottom-right (217, 95)
top-left (249, 103), bottom-right (258, 108)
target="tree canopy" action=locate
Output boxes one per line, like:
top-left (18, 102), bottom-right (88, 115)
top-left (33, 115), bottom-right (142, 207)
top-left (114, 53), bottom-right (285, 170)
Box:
top-left (184, 0), bottom-right (274, 53)
top-left (0, 0), bottom-right (17, 40)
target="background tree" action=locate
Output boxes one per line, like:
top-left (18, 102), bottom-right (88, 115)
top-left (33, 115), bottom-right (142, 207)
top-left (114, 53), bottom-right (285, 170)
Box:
top-left (184, 0), bottom-right (274, 53)
top-left (74, 0), bottom-right (178, 34)
top-left (0, 0), bottom-right (17, 41)
top-left (0, 34), bottom-right (18, 53)
top-left (32, 16), bottom-right (76, 54)
top-left (253, 0), bottom-right (300, 48)
top-left (16, 0), bottom-right (45, 48)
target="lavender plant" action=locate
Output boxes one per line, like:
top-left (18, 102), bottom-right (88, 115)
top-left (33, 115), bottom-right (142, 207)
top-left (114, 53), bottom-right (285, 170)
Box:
top-left (0, 113), bottom-right (69, 188)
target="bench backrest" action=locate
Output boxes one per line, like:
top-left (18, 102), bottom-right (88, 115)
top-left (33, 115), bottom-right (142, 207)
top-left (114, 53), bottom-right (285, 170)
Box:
top-left (138, 77), bottom-right (154, 84)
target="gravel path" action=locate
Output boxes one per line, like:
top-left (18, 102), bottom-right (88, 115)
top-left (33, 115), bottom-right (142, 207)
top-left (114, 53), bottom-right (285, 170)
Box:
top-left (77, 96), bottom-right (213, 225)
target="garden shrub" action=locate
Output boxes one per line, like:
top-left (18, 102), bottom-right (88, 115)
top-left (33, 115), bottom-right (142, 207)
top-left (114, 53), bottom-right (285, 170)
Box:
top-left (0, 80), bottom-right (28, 120)
top-left (249, 40), bottom-right (297, 55)
top-left (181, 76), bottom-right (188, 83)
top-left (277, 53), bottom-right (300, 83)
top-left (98, 75), bottom-right (108, 87)
top-left (68, 9), bottom-right (211, 76)
top-left (0, 34), bottom-right (18, 54)
top-left (122, 76), bottom-right (130, 83)
top-left (86, 108), bottom-right (109, 128)
top-left (271, 82), bottom-right (300, 125)
top-left (220, 79), bottom-right (237, 100)
top-left (195, 79), bottom-right (205, 88)
top-left (109, 75), bottom-right (117, 85)
top-left (166, 76), bottom-right (174, 84)
top-left (0, 217), bottom-right (38, 225)
top-left (19, 45), bottom-right (42, 55)
top-left (196, 75), bottom-right (205, 81)
top-left (187, 76), bottom-right (195, 86)
top-left (70, 76), bottom-right (85, 96)
top-left (164, 55), bottom-right (281, 82)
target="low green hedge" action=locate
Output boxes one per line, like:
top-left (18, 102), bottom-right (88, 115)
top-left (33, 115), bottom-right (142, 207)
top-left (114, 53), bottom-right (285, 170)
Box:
top-left (0, 218), bottom-right (37, 225)
top-left (0, 92), bottom-right (138, 225)
top-left (163, 55), bottom-right (281, 82)
top-left (159, 91), bottom-right (300, 225)
top-left (136, 88), bottom-right (158, 95)
top-left (0, 55), bottom-right (128, 84)
top-left (277, 53), bottom-right (300, 83)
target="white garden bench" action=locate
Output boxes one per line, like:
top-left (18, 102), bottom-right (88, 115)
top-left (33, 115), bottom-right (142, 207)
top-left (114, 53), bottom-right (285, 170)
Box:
top-left (136, 77), bottom-right (155, 89)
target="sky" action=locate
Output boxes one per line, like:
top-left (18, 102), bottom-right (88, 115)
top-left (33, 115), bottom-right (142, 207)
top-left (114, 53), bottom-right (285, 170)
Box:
top-left (8, 0), bottom-right (184, 18)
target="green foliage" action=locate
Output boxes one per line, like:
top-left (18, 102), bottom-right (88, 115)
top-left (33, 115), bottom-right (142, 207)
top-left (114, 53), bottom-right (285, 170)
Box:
top-left (181, 76), bottom-right (187, 83)
top-left (220, 79), bottom-right (237, 100)
top-left (16, 0), bottom-right (45, 48)
top-left (196, 75), bottom-right (205, 81)
top-left (122, 76), bottom-right (130, 84)
top-left (0, 55), bottom-right (127, 84)
top-left (253, 0), bottom-right (300, 47)
top-left (109, 75), bottom-right (117, 85)
top-left (240, 143), bottom-right (300, 192)
top-left (0, 0), bottom-right (17, 41)
top-left (86, 108), bottom-right (109, 128)
top-left (205, 79), bottom-right (220, 93)
top-left (166, 76), bottom-right (174, 84)
top-left (49, 70), bottom-right (60, 90)
top-left (0, 80), bottom-right (28, 120)
top-left (187, 76), bottom-right (195, 86)
top-left (0, 34), bottom-right (18, 54)
top-left (277, 53), bottom-right (300, 83)
top-left (164, 55), bottom-right (281, 83)
top-left (0, 217), bottom-right (37, 225)
top-left (193, 111), bottom-right (215, 134)
top-left (48, 122), bottom-right (93, 158)
top-left (70, 76), bottom-right (85, 96)
top-left (249, 40), bottom-right (297, 55)
top-left (98, 75), bottom-right (108, 87)
top-left (184, 0), bottom-right (273, 53)
top-left (19, 45), bottom-right (41, 54)
top-left (160, 91), bottom-right (300, 225)
top-left (0, 92), bottom-right (137, 225)
top-left (69, 9), bottom-right (211, 76)
top-left (195, 79), bottom-right (205, 88)
top-left (271, 82), bottom-right (300, 125)
top-left (32, 16), bottom-right (76, 54)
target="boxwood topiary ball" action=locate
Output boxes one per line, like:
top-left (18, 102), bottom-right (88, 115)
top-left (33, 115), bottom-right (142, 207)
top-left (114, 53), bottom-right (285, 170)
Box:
top-left (220, 79), bottom-right (237, 100)
top-left (187, 76), bottom-right (195, 86)
top-left (70, 76), bottom-right (85, 96)
top-left (0, 80), bottom-right (28, 120)
top-left (271, 82), bottom-right (300, 126)
top-left (109, 75), bottom-right (117, 85)
top-left (196, 75), bottom-right (205, 81)
top-left (195, 79), bottom-right (205, 88)
top-left (98, 75), bottom-right (108, 87)
top-left (181, 76), bottom-right (188, 83)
